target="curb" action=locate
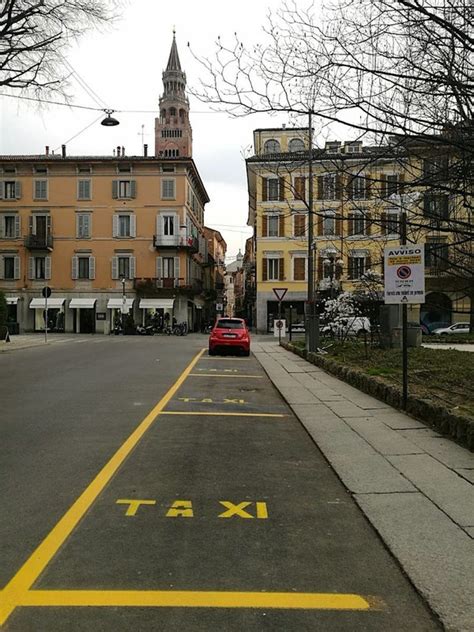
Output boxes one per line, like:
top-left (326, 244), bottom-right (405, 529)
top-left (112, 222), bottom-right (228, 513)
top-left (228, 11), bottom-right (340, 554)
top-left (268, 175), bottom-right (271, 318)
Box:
top-left (283, 342), bottom-right (474, 452)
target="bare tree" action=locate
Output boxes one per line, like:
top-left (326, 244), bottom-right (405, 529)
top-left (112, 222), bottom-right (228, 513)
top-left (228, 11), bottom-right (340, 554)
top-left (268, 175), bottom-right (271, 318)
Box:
top-left (0, 0), bottom-right (119, 96)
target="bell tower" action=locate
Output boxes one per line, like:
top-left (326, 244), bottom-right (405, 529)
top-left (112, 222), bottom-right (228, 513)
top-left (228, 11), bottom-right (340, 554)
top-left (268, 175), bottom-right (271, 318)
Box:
top-left (155, 31), bottom-right (193, 158)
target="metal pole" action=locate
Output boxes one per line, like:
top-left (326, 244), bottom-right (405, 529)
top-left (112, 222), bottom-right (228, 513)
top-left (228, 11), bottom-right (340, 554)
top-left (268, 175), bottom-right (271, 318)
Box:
top-left (44, 290), bottom-right (48, 344)
top-left (306, 111), bottom-right (319, 352)
top-left (401, 211), bottom-right (408, 409)
top-left (289, 303), bottom-right (293, 342)
top-left (278, 299), bottom-right (282, 346)
top-left (122, 278), bottom-right (126, 335)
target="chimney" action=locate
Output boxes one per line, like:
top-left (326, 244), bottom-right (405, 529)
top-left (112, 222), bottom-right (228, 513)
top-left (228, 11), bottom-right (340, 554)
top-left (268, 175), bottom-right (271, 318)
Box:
top-left (144, 144), bottom-right (148, 157)
top-left (117, 146), bottom-right (121, 157)
top-left (121, 146), bottom-right (125, 156)
top-left (113, 149), bottom-right (116, 156)
top-left (45, 146), bottom-right (49, 156)
top-left (61, 144), bottom-right (66, 158)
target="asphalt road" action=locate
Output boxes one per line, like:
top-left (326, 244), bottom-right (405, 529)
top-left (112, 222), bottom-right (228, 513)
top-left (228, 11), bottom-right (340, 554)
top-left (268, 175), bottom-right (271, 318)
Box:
top-left (0, 335), bottom-right (441, 631)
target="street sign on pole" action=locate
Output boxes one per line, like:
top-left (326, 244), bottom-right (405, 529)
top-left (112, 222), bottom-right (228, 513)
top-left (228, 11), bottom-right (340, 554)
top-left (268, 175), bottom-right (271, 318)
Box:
top-left (42, 286), bottom-right (51, 343)
top-left (272, 287), bottom-right (288, 302)
top-left (384, 245), bottom-right (425, 304)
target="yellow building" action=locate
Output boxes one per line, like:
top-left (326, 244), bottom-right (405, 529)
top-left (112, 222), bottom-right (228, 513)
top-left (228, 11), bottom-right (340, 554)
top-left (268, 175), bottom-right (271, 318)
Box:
top-left (246, 127), bottom-right (471, 333)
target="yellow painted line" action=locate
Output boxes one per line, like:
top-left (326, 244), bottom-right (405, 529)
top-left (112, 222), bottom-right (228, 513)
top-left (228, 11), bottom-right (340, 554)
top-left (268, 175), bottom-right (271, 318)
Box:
top-left (18, 590), bottom-right (372, 610)
top-left (160, 411), bottom-right (287, 418)
top-left (0, 348), bottom-right (206, 626)
top-left (189, 373), bottom-right (263, 378)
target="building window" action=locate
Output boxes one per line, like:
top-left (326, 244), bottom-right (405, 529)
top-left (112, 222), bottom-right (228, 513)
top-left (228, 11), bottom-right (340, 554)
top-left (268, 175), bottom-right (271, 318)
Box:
top-left (294, 177), bottom-right (306, 201)
top-left (78, 179), bottom-right (91, 200)
top-left (113, 214), bottom-right (135, 238)
top-left (72, 255), bottom-right (95, 280)
top-left (423, 193), bottom-right (449, 224)
top-left (267, 258), bottom-right (280, 281)
top-left (118, 215), bottom-right (130, 237)
top-left (78, 257), bottom-right (90, 279)
top-left (348, 255), bottom-right (367, 279)
top-left (293, 257), bottom-right (306, 281)
top-left (163, 215), bottom-right (175, 236)
top-left (348, 212), bottom-right (367, 236)
top-left (267, 215), bottom-right (279, 237)
top-left (382, 174), bottom-right (401, 197)
top-left (321, 173), bottom-right (337, 200)
top-left (1, 215), bottom-right (20, 238)
top-left (351, 176), bottom-right (366, 200)
top-left (0, 255), bottom-right (20, 280)
top-left (289, 138), bottom-right (305, 152)
top-left (3, 181), bottom-right (20, 199)
top-left (294, 214), bottom-right (306, 237)
top-left (267, 178), bottom-right (280, 201)
top-left (118, 257), bottom-right (130, 279)
top-left (112, 255), bottom-right (135, 280)
top-left (29, 255), bottom-right (51, 280)
top-left (34, 179), bottom-right (48, 200)
top-left (264, 139), bottom-right (280, 154)
top-left (76, 213), bottom-right (91, 239)
top-left (162, 179), bottom-right (176, 199)
top-left (163, 257), bottom-right (175, 278)
top-left (386, 210), bottom-right (400, 236)
top-left (118, 164), bottom-right (132, 173)
top-left (425, 241), bottom-right (449, 271)
top-left (112, 180), bottom-right (136, 199)
top-left (323, 212), bottom-right (336, 236)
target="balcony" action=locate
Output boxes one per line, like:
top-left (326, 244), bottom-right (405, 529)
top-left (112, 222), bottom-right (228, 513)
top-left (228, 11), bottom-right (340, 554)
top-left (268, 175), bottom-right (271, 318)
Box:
top-left (153, 235), bottom-right (199, 252)
top-left (134, 277), bottom-right (203, 297)
top-left (25, 234), bottom-right (53, 250)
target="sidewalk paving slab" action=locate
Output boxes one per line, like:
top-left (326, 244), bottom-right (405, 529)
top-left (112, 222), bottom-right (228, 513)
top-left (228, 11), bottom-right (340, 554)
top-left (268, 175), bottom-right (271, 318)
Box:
top-left (342, 417), bottom-right (425, 456)
top-left (398, 429), bottom-right (474, 469)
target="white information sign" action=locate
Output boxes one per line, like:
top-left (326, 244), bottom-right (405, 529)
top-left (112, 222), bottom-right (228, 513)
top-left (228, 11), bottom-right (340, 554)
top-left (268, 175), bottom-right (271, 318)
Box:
top-left (384, 245), bottom-right (425, 304)
top-left (273, 319), bottom-right (286, 337)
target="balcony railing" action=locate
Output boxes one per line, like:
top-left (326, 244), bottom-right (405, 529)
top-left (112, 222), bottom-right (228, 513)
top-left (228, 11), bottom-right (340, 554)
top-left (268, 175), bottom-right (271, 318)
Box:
top-left (134, 277), bottom-right (204, 296)
top-left (24, 234), bottom-right (53, 250)
top-left (153, 235), bottom-right (199, 252)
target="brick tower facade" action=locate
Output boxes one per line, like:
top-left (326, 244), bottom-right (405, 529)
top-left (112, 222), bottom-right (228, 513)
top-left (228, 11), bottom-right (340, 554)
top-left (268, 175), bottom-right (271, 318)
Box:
top-left (155, 32), bottom-right (193, 158)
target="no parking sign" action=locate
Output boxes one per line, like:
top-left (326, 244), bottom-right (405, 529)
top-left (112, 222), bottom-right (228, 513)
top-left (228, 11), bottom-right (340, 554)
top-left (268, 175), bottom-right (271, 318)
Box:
top-left (384, 245), bottom-right (425, 304)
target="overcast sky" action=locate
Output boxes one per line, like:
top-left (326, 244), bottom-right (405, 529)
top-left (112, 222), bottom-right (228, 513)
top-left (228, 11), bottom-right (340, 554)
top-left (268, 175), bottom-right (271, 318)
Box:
top-left (0, 0), bottom-right (297, 261)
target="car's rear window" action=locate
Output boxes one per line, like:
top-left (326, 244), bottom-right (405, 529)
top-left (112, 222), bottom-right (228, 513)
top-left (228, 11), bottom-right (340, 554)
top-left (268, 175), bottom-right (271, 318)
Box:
top-left (215, 319), bottom-right (245, 329)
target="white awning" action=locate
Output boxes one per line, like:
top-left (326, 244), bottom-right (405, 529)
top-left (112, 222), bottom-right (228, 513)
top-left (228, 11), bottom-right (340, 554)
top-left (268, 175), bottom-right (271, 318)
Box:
top-left (30, 298), bottom-right (66, 309)
top-left (107, 298), bottom-right (135, 309)
top-left (6, 297), bottom-right (19, 305)
top-left (69, 298), bottom-right (97, 309)
top-left (139, 299), bottom-right (174, 309)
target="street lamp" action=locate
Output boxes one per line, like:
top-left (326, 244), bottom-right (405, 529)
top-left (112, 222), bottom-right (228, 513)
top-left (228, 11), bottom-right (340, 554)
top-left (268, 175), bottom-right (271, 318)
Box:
top-left (323, 257), bottom-right (344, 298)
top-left (306, 110), bottom-right (320, 352)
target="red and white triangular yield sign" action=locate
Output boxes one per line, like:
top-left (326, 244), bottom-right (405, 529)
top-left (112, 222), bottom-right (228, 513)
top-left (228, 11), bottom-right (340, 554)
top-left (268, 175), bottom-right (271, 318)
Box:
top-left (273, 287), bottom-right (288, 302)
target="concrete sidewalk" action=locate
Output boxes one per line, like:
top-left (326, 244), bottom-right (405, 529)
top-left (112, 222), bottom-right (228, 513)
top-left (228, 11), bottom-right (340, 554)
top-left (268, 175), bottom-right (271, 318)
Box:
top-left (253, 340), bottom-right (474, 632)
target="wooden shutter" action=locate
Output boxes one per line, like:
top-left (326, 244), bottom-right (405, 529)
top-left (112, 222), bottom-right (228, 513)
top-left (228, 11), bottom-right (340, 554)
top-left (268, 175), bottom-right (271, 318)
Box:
top-left (156, 213), bottom-right (161, 235)
top-left (335, 260), bottom-right (342, 280)
top-left (279, 214), bottom-right (285, 237)
top-left (279, 257), bottom-right (285, 281)
top-left (129, 256), bottom-right (136, 280)
top-left (28, 257), bottom-right (35, 279)
top-left (346, 175), bottom-right (354, 199)
top-left (348, 214), bottom-right (354, 236)
top-left (366, 213), bottom-right (372, 235)
top-left (130, 180), bottom-right (137, 198)
top-left (294, 177), bottom-right (305, 200)
top-left (112, 180), bottom-right (118, 199)
top-left (71, 256), bottom-right (78, 279)
top-left (398, 173), bottom-right (405, 193)
top-left (335, 174), bottom-right (343, 199)
top-left (380, 212), bottom-right (387, 234)
top-left (0, 184), bottom-right (3, 200)
top-left (45, 256), bottom-right (51, 280)
top-left (317, 176), bottom-right (324, 200)
top-left (262, 214), bottom-right (268, 237)
top-left (294, 214), bottom-right (305, 237)
top-left (335, 213), bottom-right (342, 236)
top-left (262, 258), bottom-right (268, 281)
top-left (15, 181), bottom-right (22, 199)
top-left (130, 215), bottom-right (136, 238)
top-left (366, 175), bottom-right (372, 198)
top-left (29, 216), bottom-right (35, 235)
top-left (317, 257), bottom-right (323, 281)
top-left (0, 256), bottom-right (3, 279)
top-left (13, 215), bottom-right (20, 238)
top-left (0, 217), bottom-right (4, 238)
top-left (156, 257), bottom-right (163, 287)
top-left (111, 256), bottom-right (118, 280)
top-left (279, 177), bottom-right (285, 201)
top-left (13, 255), bottom-right (20, 279)
top-left (316, 212), bottom-right (323, 236)
top-left (112, 215), bottom-right (119, 237)
top-left (365, 254), bottom-right (371, 272)
top-left (174, 256), bottom-right (180, 284)
top-left (89, 256), bottom-right (96, 280)
top-left (348, 256), bottom-right (354, 279)
top-left (294, 257), bottom-right (305, 281)
top-left (261, 177), bottom-right (268, 202)
top-left (46, 215), bottom-right (52, 235)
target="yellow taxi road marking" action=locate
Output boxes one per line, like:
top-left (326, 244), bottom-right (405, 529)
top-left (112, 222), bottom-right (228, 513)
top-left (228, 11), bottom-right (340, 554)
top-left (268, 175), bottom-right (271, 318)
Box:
top-left (116, 500), bottom-right (156, 516)
top-left (218, 501), bottom-right (269, 519)
top-left (0, 348), bottom-right (206, 626)
top-left (16, 590), bottom-right (373, 610)
top-left (159, 411), bottom-right (287, 418)
top-left (116, 500), bottom-right (269, 519)
top-left (189, 373), bottom-right (263, 378)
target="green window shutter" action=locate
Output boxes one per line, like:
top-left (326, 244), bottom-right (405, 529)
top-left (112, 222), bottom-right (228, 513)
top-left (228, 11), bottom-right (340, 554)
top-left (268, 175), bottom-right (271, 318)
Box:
top-left (89, 256), bottom-right (96, 280)
top-left (15, 181), bottom-right (21, 199)
top-left (130, 180), bottom-right (137, 198)
top-left (28, 257), bottom-right (35, 279)
top-left (156, 257), bottom-right (163, 287)
top-left (111, 256), bottom-right (118, 280)
top-left (71, 256), bottom-right (78, 279)
top-left (45, 256), bottom-right (52, 280)
top-left (14, 255), bottom-right (21, 279)
top-left (129, 256), bottom-right (136, 279)
top-left (112, 180), bottom-right (118, 199)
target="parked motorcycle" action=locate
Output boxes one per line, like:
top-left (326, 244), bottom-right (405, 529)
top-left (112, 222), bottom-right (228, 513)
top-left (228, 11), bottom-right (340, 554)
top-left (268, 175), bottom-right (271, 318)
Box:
top-left (136, 324), bottom-right (155, 336)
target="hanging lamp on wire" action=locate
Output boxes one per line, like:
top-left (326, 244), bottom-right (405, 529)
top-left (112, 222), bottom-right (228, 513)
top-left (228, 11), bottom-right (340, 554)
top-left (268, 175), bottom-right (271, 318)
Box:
top-left (101, 109), bottom-right (120, 126)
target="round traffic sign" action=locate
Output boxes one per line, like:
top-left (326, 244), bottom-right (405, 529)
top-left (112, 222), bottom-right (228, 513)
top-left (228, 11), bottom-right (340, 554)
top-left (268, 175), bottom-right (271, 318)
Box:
top-left (42, 286), bottom-right (52, 298)
top-left (276, 320), bottom-right (284, 329)
top-left (396, 265), bottom-right (412, 280)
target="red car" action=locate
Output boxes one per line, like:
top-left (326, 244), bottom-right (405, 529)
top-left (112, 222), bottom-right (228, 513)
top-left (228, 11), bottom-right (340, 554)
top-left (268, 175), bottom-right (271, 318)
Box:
top-left (208, 318), bottom-right (251, 356)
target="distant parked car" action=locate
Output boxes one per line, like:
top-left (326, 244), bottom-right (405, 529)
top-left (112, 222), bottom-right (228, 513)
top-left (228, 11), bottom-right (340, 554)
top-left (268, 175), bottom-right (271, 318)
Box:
top-left (208, 317), bottom-right (251, 356)
top-left (421, 321), bottom-right (451, 335)
top-left (431, 323), bottom-right (470, 335)
top-left (321, 316), bottom-right (371, 338)
top-left (291, 322), bottom-right (305, 333)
